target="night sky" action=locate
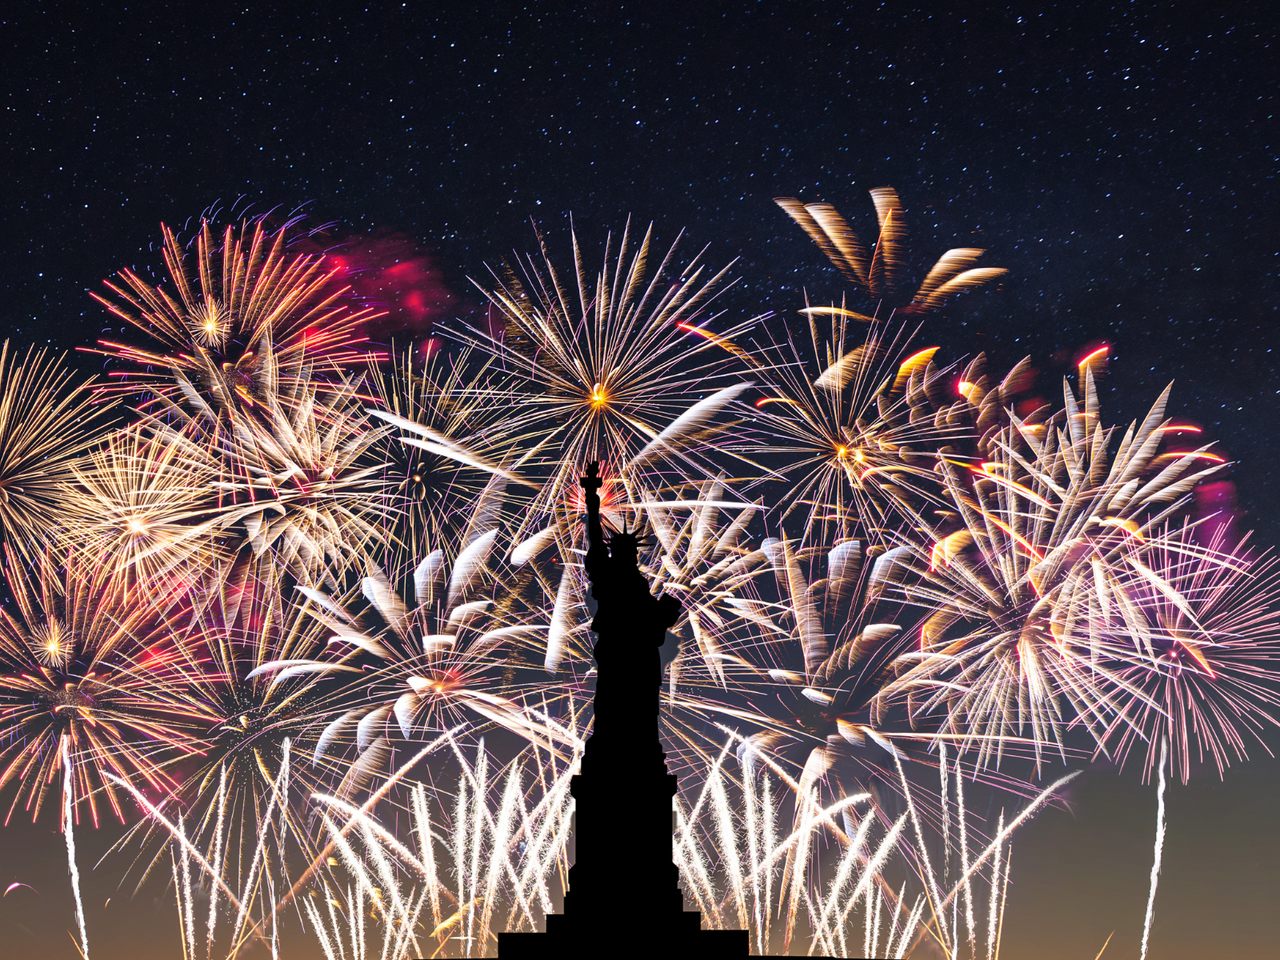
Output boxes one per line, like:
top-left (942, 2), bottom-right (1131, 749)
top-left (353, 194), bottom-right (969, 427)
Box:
top-left (2, 4), bottom-right (1278, 958)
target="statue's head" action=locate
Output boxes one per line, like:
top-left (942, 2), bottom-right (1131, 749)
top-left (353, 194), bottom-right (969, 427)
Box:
top-left (607, 530), bottom-right (641, 561)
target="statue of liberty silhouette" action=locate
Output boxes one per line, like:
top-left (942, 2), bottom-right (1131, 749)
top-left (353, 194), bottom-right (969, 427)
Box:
top-left (497, 461), bottom-right (748, 956)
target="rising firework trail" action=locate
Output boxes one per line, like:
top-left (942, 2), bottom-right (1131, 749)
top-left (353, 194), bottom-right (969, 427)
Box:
top-left (61, 736), bottom-right (89, 959)
top-left (1140, 736), bottom-right (1169, 960)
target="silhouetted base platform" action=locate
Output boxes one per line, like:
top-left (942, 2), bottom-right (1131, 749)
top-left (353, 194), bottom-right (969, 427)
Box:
top-left (498, 914), bottom-right (749, 956)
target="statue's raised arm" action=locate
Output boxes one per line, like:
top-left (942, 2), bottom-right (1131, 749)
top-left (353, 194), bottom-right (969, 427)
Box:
top-left (582, 461), bottom-right (606, 559)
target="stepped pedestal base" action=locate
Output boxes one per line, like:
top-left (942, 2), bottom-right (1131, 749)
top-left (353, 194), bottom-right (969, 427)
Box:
top-left (496, 759), bottom-right (750, 957)
top-left (499, 914), bottom-right (749, 957)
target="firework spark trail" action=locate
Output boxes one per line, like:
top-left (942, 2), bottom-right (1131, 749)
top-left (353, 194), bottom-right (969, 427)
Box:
top-left (892, 766), bottom-right (1079, 960)
top-left (892, 750), bottom-right (946, 937)
top-left (303, 740), bottom-right (577, 959)
top-left (178, 813), bottom-right (195, 960)
top-left (775, 188), bottom-right (1007, 311)
top-left (346, 883), bottom-right (362, 960)
top-left (657, 514), bottom-right (951, 841)
top-left (226, 738), bottom-right (291, 958)
top-left (1140, 736), bottom-right (1169, 960)
top-left (312, 793), bottom-right (428, 879)
top-left (740, 749), bottom-right (766, 953)
top-left (295, 727), bottom-right (582, 958)
top-left (672, 739), bottom-right (737, 928)
top-left (206, 767), bottom-right (228, 960)
top-left (833, 810), bottom-right (907, 958)
top-left (208, 374), bottom-right (398, 585)
top-left (894, 891), bottom-right (927, 959)
top-left (268, 872), bottom-right (279, 960)
top-left (985, 811), bottom-right (1005, 960)
top-left (61, 737), bottom-right (89, 959)
top-left (104, 772), bottom-right (256, 942)
top-left (301, 896), bottom-right (332, 960)
top-left (478, 756), bottom-right (525, 941)
top-left (272, 734), bottom-right (462, 924)
top-left (935, 770), bottom-right (1081, 916)
top-left (995, 853), bottom-right (1011, 960)
top-left (328, 892), bottom-right (348, 960)
top-left (949, 754), bottom-right (977, 956)
top-left (354, 821), bottom-right (410, 955)
top-left (815, 805), bottom-right (876, 956)
top-left (118, 572), bottom-right (356, 949)
top-left (708, 743), bottom-right (748, 931)
top-left (510, 742), bottom-right (578, 929)
top-left (868, 884), bottom-right (882, 958)
top-left (170, 857), bottom-right (188, 960)
top-left (318, 813), bottom-right (383, 956)
top-left (460, 750), bottom-right (480, 957)
top-left (675, 729), bottom-right (939, 959)
top-left (61, 421), bottom-right (223, 590)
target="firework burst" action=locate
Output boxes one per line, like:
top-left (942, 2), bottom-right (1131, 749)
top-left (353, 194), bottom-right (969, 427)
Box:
top-left (1096, 524), bottom-right (1280, 783)
top-left (0, 340), bottom-right (114, 565)
top-left (252, 495), bottom-right (588, 793)
top-left (362, 344), bottom-right (531, 552)
top-left (206, 375), bottom-right (398, 586)
top-left (872, 371), bottom-right (1230, 770)
top-left (743, 311), bottom-right (968, 546)
top-left (89, 217), bottom-right (379, 429)
top-left (61, 421), bottom-right (223, 591)
top-left (455, 218), bottom-right (758, 529)
top-left (0, 546), bottom-right (196, 825)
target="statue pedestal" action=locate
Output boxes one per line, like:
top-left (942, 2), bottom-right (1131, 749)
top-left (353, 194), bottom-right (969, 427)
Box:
top-left (498, 636), bottom-right (747, 957)
top-left (497, 745), bottom-right (748, 957)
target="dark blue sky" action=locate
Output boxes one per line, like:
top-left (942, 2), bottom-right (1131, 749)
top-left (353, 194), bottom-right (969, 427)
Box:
top-left (7, 3), bottom-right (1279, 518)
top-left (2, 3), bottom-right (1277, 958)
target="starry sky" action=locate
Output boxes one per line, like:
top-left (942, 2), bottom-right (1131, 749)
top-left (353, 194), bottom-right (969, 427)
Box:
top-left (1, 3), bottom-right (1277, 958)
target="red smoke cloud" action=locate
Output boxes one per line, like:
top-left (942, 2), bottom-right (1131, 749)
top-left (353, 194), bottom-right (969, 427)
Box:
top-left (1194, 479), bottom-right (1242, 549)
top-left (320, 230), bottom-right (464, 356)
